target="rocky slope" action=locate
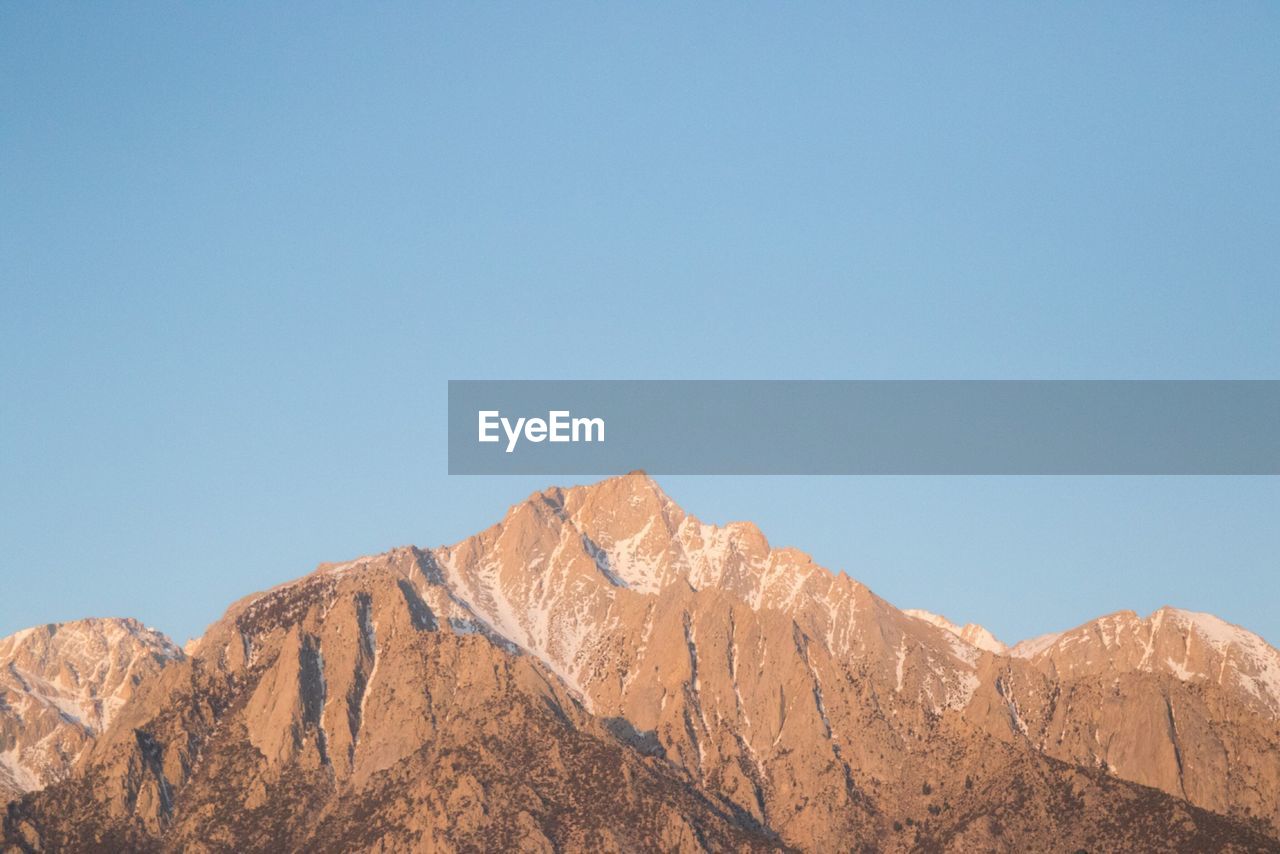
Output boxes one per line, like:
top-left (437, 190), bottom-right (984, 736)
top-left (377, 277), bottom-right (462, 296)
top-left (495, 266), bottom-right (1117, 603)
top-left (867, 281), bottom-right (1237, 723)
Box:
top-left (0, 618), bottom-right (181, 804)
top-left (3, 473), bottom-right (1279, 851)
top-left (5, 568), bottom-right (777, 852)
top-left (904, 609), bottom-right (1008, 655)
top-left (997, 606), bottom-right (1280, 833)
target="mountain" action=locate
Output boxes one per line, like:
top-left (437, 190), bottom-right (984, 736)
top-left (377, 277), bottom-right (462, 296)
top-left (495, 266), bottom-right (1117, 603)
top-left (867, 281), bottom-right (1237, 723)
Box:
top-left (1011, 606), bottom-right (1280, 714)
top-left (3, 473), bottom-right (1279, 852)
top-left (0, 618), bottom-right (181, 803)
top-left (904, 610), bottom-right (1008, 655)
top-left (997, 606), bottom-right (1280, 830)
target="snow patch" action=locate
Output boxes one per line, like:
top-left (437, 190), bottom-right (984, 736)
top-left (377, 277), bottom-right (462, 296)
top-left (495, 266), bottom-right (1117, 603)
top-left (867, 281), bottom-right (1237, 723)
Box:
top-left (0, 747), bottom-right (40, 793)
top-left (905, 609), bottom-right (1007, 655)
top-left (1010, 631), bottom-right (1064, 659)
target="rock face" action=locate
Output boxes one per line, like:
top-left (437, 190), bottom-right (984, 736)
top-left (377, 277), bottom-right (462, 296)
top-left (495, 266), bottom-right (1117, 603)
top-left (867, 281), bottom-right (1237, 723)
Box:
top-left (999, 606), bottom-right (1280, 833)
top-left (904, 609), bottom-right (1008, 655)
top-left (4, 473), bottom-right (1279, 851)
top-left (0, 618), bottom-right (181, 803)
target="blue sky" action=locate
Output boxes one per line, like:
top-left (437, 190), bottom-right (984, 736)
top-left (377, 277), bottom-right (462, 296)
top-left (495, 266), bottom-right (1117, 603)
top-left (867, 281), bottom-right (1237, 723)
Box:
top-left (2, 4), bottom-right (1277, 646)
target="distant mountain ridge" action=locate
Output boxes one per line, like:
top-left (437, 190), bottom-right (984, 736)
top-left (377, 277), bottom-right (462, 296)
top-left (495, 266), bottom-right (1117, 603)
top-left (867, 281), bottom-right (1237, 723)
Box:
top-left (0, 618), bottom-right (181, 803)
top-left (903, 610), bottom-right (1009, 655)
top-left (3, 473), bottom-right (1278, 851)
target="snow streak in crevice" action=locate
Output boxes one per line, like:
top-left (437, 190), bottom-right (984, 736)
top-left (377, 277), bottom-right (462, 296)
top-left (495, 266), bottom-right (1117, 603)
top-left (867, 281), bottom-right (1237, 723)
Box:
top-left (298, 633), bottom-right (329, 766)
top-left (994, 672), bottom-right (1029, 736)
top-left (346, 594), bottom-right (378, 764)
top-left (727, 610), bottom-right (751, 729)
top-left (794, 622), bottom-right (864, 807)
top-left (683, 612), bottom-right (709, 774)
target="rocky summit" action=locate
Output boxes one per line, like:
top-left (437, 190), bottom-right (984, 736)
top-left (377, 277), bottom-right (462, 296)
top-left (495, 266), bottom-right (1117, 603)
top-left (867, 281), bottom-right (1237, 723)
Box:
top-left (0, 618), bottom-right (181, 804)
top-left (3, 473), bottom-right (1279, 852)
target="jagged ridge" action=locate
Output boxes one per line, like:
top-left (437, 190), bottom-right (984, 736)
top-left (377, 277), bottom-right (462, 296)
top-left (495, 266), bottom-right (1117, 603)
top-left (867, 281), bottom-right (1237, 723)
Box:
top-left (3, 473), bottom-right (1279, 851)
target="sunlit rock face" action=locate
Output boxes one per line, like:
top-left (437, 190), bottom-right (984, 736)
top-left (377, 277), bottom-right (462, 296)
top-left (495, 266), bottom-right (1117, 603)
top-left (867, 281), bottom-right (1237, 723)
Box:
top-left (3, 473), bottom-right (1278, 851)
top-left (0, 618), bottom-right (181, 802)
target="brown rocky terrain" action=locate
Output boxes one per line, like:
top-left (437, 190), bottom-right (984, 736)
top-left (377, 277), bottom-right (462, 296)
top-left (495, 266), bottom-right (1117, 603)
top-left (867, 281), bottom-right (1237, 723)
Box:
top-left (3, 473), bottom-right (1278, 851)
top-left (998, 607), bottom-right (1280, 834)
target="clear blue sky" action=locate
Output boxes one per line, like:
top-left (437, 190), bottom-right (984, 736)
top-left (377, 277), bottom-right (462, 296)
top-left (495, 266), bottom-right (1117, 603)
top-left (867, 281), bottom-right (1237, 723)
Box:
top-left (2, 4), bottom-right (1277, 647)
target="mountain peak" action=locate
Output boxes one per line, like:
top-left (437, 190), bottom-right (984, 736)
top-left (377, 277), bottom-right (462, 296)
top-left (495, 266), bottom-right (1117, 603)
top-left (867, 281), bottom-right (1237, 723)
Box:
top-left (904, 609), bottom-right (1008, 654)
top-left (6, 477), bottom-right (1280, 850)
top-left (561, 469), bottom-right (673, 508)
top-left (1010, 604), bottom-right (1280, 714)
top-left (0, 617), bottom-right (181, 801)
